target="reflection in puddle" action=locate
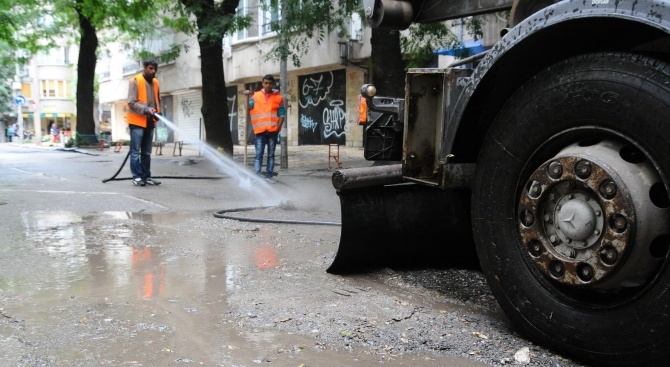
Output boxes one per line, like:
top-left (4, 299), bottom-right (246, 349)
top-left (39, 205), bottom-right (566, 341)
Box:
top-left (131, 247), bottom-right (165, 299)
top-left (254, 245), bottom-right (279, 269)
top-left (103, 211), bottom-right (201, 224)
top-left (17, 210), bottom-right (197, 301)
top-left (226, 264), bottom-right (241, 290)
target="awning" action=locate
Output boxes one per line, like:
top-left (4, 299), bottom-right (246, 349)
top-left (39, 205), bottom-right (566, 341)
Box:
top-left (22, 113), bottom-right (75, 118)
top-left (435, 40), bottom-right (487, 57)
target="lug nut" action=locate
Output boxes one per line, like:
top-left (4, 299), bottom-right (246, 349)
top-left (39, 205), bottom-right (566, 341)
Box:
top-left (529, 181), bottom-right (542, 198)
top-left (549, 235), bottom-right (558, 244)
top-left (610, 214), bottom-right (628, 233)
top-left (575, 160), bottom-right (592, 179)
top-left (529, 241), bottom-right (543, 257)
top-left (566, 248), bottom-right (576, 258)
top-left (548, 161), bottom-right (563, 179)
top-left (600, 246), bottom-right (618, 265)
top-left (577, 263), bottom-right (594, 281)
top-left (520, 210), bottom-right (534, 226)
top-left (550, 261), bottom-right (565, 277)
top-left (599, 180), bottom-right (617, 199)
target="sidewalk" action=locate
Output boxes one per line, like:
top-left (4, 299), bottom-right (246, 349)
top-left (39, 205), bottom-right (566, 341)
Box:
top-left (7, 140), bottom-right (374, 177)
top-left (127, 142), bottom-right (372, 176)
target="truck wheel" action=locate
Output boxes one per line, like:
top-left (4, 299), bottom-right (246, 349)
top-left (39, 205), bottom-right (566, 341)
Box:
top-left (472, 53), bottom-right (670, 366)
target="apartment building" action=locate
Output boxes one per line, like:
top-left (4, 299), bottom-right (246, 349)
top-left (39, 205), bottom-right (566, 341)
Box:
top-left (97, 5), bottom-right (370, 148)
top-left (9, 45), bottom-right (77, 144)
top-left (97, 4), bottom-right (505, 149)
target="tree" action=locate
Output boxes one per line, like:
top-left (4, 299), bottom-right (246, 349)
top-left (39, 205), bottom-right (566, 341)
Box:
top-left (57, 0), bottom-right (159, 142)
top-left (0, 45), bottom-right (15, 118)
top-left (0, 0), bottom-right (61, 128)
top-left (170, 0), bottom-right (247, 155)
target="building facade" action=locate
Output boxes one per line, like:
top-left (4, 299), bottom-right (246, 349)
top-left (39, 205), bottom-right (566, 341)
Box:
top-left (7, 45), bottom-right (78, 144)
top-left (96, 5), bottom-right (504, 149)
top-left (97, 8), bottom-right (370, 148)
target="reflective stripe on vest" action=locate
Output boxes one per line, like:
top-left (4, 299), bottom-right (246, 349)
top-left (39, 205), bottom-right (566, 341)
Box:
top-left (127, 73), bottom-right (160, 128)
top-left (250, 91), bottom-right (282, 134)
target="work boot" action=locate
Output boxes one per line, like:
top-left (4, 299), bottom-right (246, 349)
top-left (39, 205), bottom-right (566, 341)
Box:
top-left (145, 177), bottom-right (161, 186)
top-left (133, 178), bottom-right (146, 186)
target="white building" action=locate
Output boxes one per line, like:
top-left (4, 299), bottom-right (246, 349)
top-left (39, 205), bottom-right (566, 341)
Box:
top-left (12, 45), bottom-right (78, 144)
top-left (97, 5), bottom-right (505, 149)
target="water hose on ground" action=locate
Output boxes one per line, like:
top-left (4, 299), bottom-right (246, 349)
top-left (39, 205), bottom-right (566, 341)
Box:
top-left (214, 207), bottom-right (341, 226)
top-left (102, 149), bottom-right (224, 183)
top-left (103, 139), bottom-right (338, 226)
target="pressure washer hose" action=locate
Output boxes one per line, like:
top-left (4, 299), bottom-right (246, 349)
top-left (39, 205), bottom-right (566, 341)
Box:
top-left (214, 207), bottom-right (341, 226)
top-left (102, 150), bottom-right (338, 226)
top-left (101, 149), bottom-right (224, 183)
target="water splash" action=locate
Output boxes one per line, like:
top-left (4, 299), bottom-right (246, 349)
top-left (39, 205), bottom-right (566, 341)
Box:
top-left (154, 114), bottom-right (282, 206)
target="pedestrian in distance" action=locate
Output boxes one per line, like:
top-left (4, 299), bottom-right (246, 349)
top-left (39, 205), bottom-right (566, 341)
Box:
top-left (127, 58), bottom-right (161, 187)
top-left (244, 74), bottom-right (286, 184)
top-left (50, 122), bottom-right (59, 143)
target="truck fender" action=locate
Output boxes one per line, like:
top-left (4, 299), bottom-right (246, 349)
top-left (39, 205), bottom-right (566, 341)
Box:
top-left (443, 0), bottom-right (670, 164)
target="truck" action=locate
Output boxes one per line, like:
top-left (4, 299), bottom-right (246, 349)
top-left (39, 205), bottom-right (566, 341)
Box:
top-left (328, 0), bottom-right (670, 365)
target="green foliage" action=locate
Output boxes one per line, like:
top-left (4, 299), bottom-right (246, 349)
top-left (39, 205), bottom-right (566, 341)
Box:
top-left (174, 0), bottom-right (251, 44)
top-left (465, 16), bottom-right (485, 41)
top-left (262, 0), bottom-right (360, 67)
top-left (400, 16), bottom-right (486, 69)
top-left (0, 44), bottom-right (15, 115)
top-left (401, 23), bottom-right (456, 69)
top-left (0, 0), bottom-right (64, 61)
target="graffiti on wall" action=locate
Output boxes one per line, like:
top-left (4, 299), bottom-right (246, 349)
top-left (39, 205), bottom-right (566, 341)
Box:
top-left (226, 86), bottom-right (239, 144)
top-left (181, 98), bottom-right (194, 118)
top-left (298, 70), bottom-right (346, 145)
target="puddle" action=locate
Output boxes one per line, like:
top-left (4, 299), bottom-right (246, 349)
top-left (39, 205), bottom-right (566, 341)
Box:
top-left (102, 210), bottom-right (204, 224)
top-left (0, 209), bottom-right (496, 367)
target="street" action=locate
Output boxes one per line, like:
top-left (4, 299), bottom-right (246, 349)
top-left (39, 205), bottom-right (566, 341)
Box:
top-left (0, 143), bottom-right (584, 367)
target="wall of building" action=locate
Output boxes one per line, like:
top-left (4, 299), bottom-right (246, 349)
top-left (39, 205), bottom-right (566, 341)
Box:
top-left (223, 25), bottom-right (371, 148)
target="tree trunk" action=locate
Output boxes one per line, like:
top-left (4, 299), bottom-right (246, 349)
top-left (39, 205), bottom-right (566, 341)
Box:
top-left (370, 28), bottom-right (405, 97)
top-left (198, 37), bottom-right (233, 154)
top-left (75, 1), bottom-right (98, 142)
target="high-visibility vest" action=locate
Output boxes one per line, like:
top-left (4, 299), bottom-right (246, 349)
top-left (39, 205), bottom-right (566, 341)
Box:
top-left (357, 95), bottom-right (367, 125)
top-left (127, 73), bottom-right (160, 128)
top-left (250, 90), bottom-right (283, 134)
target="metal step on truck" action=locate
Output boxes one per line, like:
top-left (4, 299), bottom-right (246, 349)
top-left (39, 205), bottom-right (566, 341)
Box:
top-left (328, 0), bottom-right (670, 365)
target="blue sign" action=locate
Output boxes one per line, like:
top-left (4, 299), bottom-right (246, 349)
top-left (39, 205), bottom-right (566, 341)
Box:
top-left (14, 94), bottom-right (26, 106)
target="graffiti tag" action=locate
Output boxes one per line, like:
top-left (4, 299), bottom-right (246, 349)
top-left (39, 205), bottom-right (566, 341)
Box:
top-left (323, 100), bottom-right (346, 138)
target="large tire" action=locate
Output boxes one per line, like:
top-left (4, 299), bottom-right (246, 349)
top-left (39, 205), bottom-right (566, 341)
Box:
top-left (472, 53), bottom-right (670, 366)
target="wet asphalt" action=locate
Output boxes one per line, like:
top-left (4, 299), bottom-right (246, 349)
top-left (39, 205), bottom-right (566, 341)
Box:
top-left (0, 142), bottom-right (585, 366)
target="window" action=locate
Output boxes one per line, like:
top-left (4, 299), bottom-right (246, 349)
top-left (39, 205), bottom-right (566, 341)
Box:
top-left (37, 47), bottom-right (69, 65)
top-left (21, 83), bottom-right (32, 98)
top-left (40, 80), bottom-right (70, 98)
top-left (233, 0), bottom-right (282, 42)
top-left (262, 0), bottom-right (280, 36)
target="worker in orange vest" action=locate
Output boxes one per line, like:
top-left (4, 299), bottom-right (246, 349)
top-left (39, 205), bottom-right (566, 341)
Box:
top-left (127, 58), bottom-right (161, 187)
top-left (244, 74), bottom-right (286, 184)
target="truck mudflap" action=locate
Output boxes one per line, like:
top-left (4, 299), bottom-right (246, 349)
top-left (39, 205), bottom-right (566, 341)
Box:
top-left (326, 182), bottom-right (478, 274)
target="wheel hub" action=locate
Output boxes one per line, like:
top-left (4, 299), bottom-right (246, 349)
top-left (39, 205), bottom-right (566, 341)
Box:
top-left (549, 189), bottom-right (603, 251)
top-left (517, 140), bottom-right (667, 289)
